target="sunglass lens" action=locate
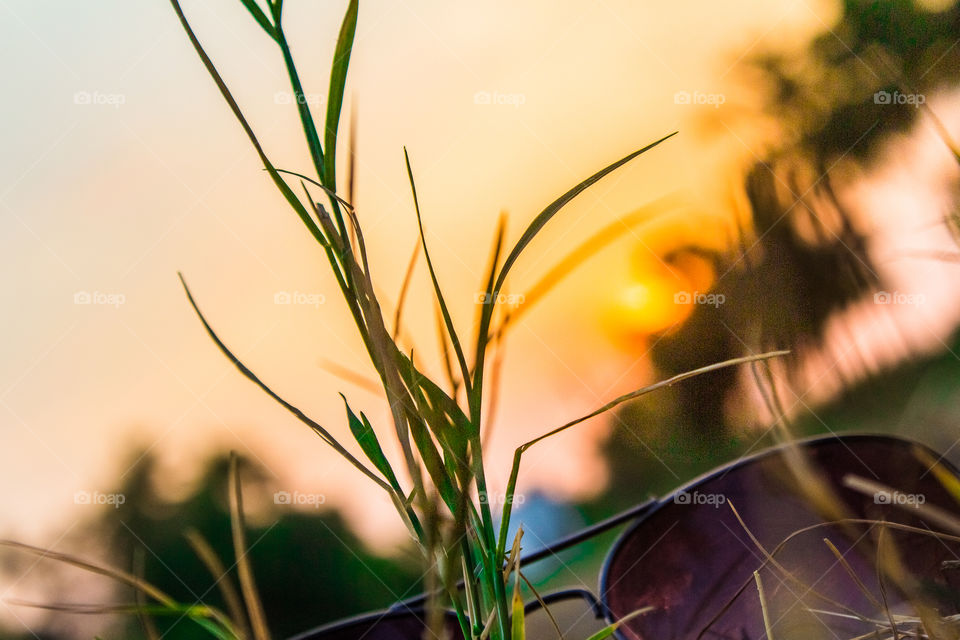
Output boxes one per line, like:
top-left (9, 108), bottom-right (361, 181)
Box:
top-left (602, 437), bottom-right (960, 639)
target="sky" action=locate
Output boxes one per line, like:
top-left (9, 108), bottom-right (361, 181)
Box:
top-left (5, 0), bottom-right (960, 582)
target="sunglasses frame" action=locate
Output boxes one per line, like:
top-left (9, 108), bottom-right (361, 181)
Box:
top-left (289, 432), bottom-right (952, 640)
top-left (289, 588), bottom-right (605, 640)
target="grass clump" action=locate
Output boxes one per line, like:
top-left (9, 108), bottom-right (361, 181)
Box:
top-left (162, 1), bottom-right (787, 638)
top-left (1, 2), bottom-right (784, 639)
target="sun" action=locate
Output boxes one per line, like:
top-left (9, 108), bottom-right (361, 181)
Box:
top-left (612, 251), bottom-right (718, 337)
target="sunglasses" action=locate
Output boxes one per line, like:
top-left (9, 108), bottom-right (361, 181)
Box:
top-left (289, 434), bottom-right (960, 640)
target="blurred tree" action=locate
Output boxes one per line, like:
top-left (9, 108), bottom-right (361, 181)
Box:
top-left (638, 0), bottom-right (960, 440)
top-left (1, 452), bottom-right (422, 640)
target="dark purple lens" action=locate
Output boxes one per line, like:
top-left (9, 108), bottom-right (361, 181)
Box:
top-left (602, 436), bottom-right (960, 640)
top-left (290, 608), bottom-right (465, 640)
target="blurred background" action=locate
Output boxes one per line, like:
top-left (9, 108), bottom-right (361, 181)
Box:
top-left (2, 0), bottom-right (960, 637)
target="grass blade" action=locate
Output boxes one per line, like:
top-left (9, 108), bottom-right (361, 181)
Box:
top-left (237, 0), bottom-right (277, 41)
top-left (434, 299), bottom-right (461, 398)
top-left (584, 607), bottom-right (653, 640)
top-left (323, 0), bottom-right (359, 188)
top-left (473, 213), bottom-right (507, 355)
top-left (178, 273), bottom-right (392, 493)
top-left (0, 540), bottom-right (174, 607)
top-left (497, 350), bottom-right (788, 560)
top-left (7, 600), bottom-right (238, 640)
top-left (473, 133), bottom-right (676, 421)
top-left (318, 359), bottom-right (381, 395)
top-left (497, 194), bottom-right (682, 335)
top-left (185, 529), bottom-right (250, 640)
top-left (340, 393), bottom-right (403, 492)
top-left (393, 241), bottom-right (421, 341)
top-left (754, 571), bottom-right (775, 640)
top-left (493, 132), bottom-right (677, 293)
top-left (228, 454), bottom-right (271, 640)
top-left (168, 0), bottom-right (332, 252)
top-left (510, 585), bottom-right (525, 640)
top-left (404, 148), bottom-right (473, 397)
top-left (276, 28), bottom-right (325, 185)
top-left (821, 537), bottom-right (882, 610)
top-left (132, 549), bottom-right (161, 640)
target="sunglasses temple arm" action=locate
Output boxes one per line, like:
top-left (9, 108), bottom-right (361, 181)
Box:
top-left (518, 498), bottom-right (657, 565)
top-left (391, 499), bottom-right (657, 612)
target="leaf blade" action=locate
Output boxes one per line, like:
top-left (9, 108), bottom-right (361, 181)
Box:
top-left (403, 148), bottom-right (473, 397)
top-left (324, 0), bottom-right (359, 188)
top-left (495, 132), bottom-right (677, 293)
top-left (237, 0), bottom-right (277, 41)
top-left (340, 393), bottom-right (402, 491)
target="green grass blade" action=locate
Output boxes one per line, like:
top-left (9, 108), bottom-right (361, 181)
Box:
top-left (340, 393), bottom-right (402, 491)
top-left (408, 409), bottom-right (458, 511)
top-left (177, 273), bottom-right (393, 493)
top-left (496, 350), bottom-right (788, 560)
top-left (393, 347), bottom-right (472, 437)
top-left (403, 148), bottom-right (473, 396)
top-left (526, 349), bottom-right (788, 449)
top-left (275, 168), bottom-right (354, 211)
top-left (473, 133), bottom-right (676, 419)
top-left (237, 0), bottom-right (277, 41)
top-left (276, 30), bottom-right (325, 183)
top-left (168, 0), bottom-right (332, 251)
top-left (323, 0), bottom-right (358, 188)
top-left (400, 350), bottom-right (470, 463)
top-left (494, 132), bottom-right (677, 293)
top-left (510, 583), bottom-right (525, 640)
